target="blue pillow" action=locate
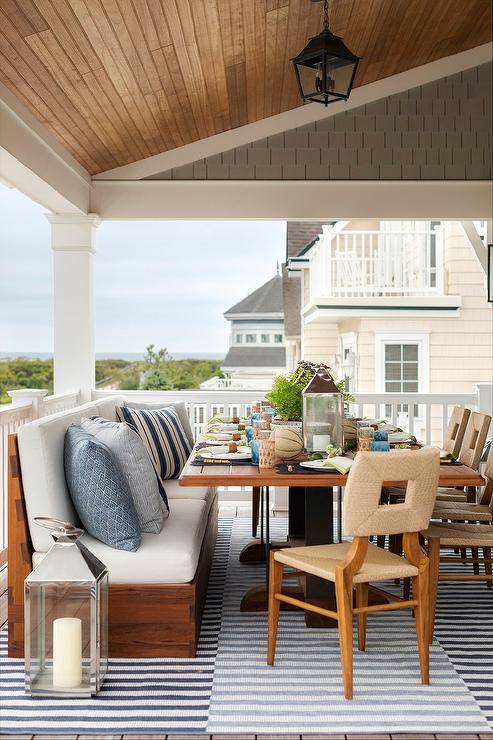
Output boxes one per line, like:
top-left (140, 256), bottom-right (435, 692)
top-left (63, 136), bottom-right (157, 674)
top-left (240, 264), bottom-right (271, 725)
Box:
top-left (64, 424), bottom-right (141, 552)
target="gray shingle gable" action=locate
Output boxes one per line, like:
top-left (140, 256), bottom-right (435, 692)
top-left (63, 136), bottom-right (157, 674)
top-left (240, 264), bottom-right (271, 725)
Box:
top-left (224, 274), bottom-right (283, 316)
top-left (222, 346), bottom-right (286, 368)
top-left (147, 63), bottom-right (492, 182)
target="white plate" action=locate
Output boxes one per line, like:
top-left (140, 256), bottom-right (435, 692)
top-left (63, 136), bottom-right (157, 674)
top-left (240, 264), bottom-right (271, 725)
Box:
top-left (203, 432), bottom-right (246, 442)
top-left (207, 423), bottom-right (244, 432)
top-left (200, 445), bottom-right (251, 461)
top-left (299, 459), bottom-right (338, 471)
top-left (388, 432), bottom-right (413, 443)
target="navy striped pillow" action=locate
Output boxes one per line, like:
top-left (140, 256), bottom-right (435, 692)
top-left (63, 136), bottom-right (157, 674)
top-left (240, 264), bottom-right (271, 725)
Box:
top-left (116, 405), bottom-right (192, 493)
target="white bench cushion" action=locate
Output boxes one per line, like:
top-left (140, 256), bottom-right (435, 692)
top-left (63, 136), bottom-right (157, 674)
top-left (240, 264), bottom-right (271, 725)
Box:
top-left (18, 396), bottom-right (126, 552)
top-left (32, 498), bottom-right (210, 584)
top-left (164, 479), bottom-right (215, 503)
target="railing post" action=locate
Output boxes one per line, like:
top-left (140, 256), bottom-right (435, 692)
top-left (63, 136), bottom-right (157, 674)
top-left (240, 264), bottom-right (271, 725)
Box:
top-left (435, 224), bottom-right (445, 295)
top-left (7, 389), bottom-right (48, 419)
top-left (476, 383), bottom-right (493, 433)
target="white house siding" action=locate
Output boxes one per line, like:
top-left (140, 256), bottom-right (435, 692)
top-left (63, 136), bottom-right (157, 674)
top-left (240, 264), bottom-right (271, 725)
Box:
top-left (303, 322), bottom-right (340, 365)
top-left (301, 222), bottom-right (492, 442)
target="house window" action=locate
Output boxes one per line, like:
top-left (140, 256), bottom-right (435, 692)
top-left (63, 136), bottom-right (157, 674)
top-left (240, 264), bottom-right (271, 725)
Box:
top-left (384, 343), bottom-right (419, 394)
top-left (235, 334), bottom-right (243, 344)
top-left (261, 334), bottom-right (270, 343)
top-left (274, 334), bottom-right (283, 343)
top-left (375, 332), bottom-right (429, 425)
top-left (245, 333), bottom-right (256, 343)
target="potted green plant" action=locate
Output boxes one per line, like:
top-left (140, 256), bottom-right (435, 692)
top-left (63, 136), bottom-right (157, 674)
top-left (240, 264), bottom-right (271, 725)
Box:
top-left (266, 361), bottom-right (353, 427)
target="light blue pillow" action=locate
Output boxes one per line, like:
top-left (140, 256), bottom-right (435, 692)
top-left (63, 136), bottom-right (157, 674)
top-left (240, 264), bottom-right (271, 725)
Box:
top-left (64, 424), bottom-right (141, 552)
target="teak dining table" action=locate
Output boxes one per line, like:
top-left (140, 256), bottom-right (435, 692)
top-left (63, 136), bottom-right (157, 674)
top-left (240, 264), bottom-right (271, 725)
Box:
top-left (179, 458), bottom-right (484, 628)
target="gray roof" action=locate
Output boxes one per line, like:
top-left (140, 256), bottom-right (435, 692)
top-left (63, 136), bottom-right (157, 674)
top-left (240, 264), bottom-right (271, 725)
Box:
top-left (222, 347), bottom-right (286, 368)
top-left (282, 263), bottom-right (301, 338)
top-left (224, 275), bottom-right (283, 316)
top-left (286, 222), bottom-right (326, 259)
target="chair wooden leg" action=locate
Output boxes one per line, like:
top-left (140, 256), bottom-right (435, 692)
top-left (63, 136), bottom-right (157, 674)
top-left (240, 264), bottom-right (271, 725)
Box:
top-left (267, 553), bottom-right (283, 666)
top-left (427, 537), bottom-right (440, 644)
top-left (335, 569), bottom-right (354, 699)
top-left (413, 565), bottom-right (430, 685)
top-left (471, 547), bottom-right (480, 575)
top-left (355, 583), bottom-right (368, 652)
top-left (252, 486), bottom-right (260, 537)
top-left (484, 547), bottom-right (492, 589)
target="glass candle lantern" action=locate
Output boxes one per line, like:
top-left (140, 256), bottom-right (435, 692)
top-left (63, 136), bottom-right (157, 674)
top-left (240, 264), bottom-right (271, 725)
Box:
top-left (302, 367), bottom-right (344, 453)
top-left (25, 517), bottom-right (108, 698)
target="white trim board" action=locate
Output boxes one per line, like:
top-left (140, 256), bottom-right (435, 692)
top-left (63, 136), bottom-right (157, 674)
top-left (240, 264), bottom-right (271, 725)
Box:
top-left (0, 82), bottom-right (90, 214)
top-left (90, 180), bottom-right (493, 220)
top-left (93, 43), bottom-right (493, 181)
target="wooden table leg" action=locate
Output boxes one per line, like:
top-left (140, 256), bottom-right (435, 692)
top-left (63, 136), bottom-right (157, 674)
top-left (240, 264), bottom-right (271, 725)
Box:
top-left (289, 486), bottom-right (306, 539)
top-left (304, 486), bottom-right (338, 628)
top-left (241, 485), bottom-right (303, 563)
top-left (241, 485), bottom-right (305, 611)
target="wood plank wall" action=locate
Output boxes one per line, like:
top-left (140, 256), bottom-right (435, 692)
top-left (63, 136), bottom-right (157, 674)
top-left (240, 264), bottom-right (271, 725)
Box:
top-left (0, 0), bottom-right (491, 174)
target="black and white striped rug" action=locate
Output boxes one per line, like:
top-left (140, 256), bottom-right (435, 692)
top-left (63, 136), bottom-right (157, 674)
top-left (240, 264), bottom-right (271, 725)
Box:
top-left (0, 517), bottom-right (491, 734)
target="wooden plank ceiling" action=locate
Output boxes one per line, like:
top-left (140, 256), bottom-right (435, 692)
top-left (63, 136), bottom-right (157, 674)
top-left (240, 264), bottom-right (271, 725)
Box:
top-left (1, 0), bottom-right (491, 175)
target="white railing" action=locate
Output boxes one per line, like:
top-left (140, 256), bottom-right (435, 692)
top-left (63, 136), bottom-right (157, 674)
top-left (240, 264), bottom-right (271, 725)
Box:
top-left (1, 385), bottom-right (490, 556)
top-left (92, 389), bottom-right (265, 440)
top-left (351, 391), bottom-right (479, 447)
top-left (0, 389), bottom-right (81, 552)
top-left (309, 226), bottom-right (444, 299)
top-left (200, 376), bottom-right (272, 391)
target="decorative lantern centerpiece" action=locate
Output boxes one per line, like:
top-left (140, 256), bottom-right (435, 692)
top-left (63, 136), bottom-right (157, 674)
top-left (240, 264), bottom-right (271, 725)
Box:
top-left (292, 0), bottom-right (360, 107)
top-left (302, 366), bottom-right (344, 452)
top-left (25, 517), bottom-right (108, 698)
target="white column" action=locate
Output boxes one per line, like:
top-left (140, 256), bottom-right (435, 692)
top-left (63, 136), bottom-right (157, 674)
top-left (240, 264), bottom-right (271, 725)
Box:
top-left (46, 214), bottom-right (100, 402)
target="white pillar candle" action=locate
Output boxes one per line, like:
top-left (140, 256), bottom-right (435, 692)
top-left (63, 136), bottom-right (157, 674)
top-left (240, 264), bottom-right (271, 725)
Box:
top-left (313, 434), bottom-right (331, 451)
top-left (52, 617), bottom-right (82, 688)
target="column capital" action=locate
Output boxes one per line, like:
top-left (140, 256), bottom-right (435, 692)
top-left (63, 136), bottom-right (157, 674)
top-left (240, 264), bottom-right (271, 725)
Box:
top-left (45, 213), bottom-right (101, 227)
top-left (46, 212), bottom-right (100, 253)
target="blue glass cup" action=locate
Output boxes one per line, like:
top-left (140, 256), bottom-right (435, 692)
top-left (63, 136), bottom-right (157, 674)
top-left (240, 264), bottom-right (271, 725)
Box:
top-left (370, 440), bottom-right (390, 452)
top-left (374, 431), bottom-right (389, 442)
top-left (251, 439), bottom-right (260, 465)
top-left (245, 426), bottom-right (254, 443)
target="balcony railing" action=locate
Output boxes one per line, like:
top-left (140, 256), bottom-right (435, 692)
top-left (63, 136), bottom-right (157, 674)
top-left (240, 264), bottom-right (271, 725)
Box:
top-left (200, 376), bottom-right (272, 391)
top-left (308, 225), bottom-right (445, 300)
top-left (1, 385), bottom-right (489, 559)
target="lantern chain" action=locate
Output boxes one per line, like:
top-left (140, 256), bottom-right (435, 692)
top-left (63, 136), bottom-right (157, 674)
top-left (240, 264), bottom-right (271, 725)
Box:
top-left (323, 0), bottom-right (330, 32)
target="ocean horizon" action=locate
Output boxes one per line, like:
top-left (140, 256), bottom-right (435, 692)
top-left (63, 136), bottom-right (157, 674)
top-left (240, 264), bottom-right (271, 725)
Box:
top-left (1, 351), bottom-right (225, 361)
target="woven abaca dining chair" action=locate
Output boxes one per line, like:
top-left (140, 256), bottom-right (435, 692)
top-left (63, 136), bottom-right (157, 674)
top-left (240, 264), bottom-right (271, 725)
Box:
top-left (433, 442), bottom-right (493, 524)
top-left (443, 406), bottom-right (471, 459)
top-left (423, 446), bottom-right (493, 631)
top-left (436, 410), bottom-right (491, 503)
top-left (267, 448), bottom-right (440, 700)
top-left (385, 406), bottom-right (473, 506)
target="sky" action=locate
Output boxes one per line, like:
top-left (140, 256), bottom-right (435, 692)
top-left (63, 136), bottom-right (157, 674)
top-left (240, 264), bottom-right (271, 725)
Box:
top-left (0, 183), bottom-right (286, 356)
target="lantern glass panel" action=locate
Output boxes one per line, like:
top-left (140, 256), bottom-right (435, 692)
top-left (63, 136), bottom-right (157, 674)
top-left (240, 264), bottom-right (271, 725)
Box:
top-left (25, 520), bottom-right (108, 698)
top-left (26, 580), bottom-right (98, 696)
top-left (295, 55), bottom-right (356, 103)
top-left (303, 391), bottom-right (343, 452)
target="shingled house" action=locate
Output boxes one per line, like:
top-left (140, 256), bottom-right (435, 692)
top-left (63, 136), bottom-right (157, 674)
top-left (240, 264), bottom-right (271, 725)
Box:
top-left (219, 272), bottom-right (287, 388)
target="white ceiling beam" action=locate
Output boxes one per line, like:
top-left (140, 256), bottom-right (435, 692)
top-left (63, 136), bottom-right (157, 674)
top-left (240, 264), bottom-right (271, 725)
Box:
top-left (91, 180), bottom-right (493, 220)
top-left (93, 43), bottom-right (493, 181)
top-left (0, 148), bottom-right (90, 214)
top-left (460, 220), bottom-right (488, 273)
top-left (0, 82), bottom-right (90, 213)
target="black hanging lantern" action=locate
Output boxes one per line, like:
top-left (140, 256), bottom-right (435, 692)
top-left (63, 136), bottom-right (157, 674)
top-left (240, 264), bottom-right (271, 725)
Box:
top-left (292, 0), bottom-right (360, 106)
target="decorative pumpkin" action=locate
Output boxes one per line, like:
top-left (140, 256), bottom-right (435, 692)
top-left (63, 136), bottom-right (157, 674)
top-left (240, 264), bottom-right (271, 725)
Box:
top-left (274, 427), bottom-right (304, 460)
